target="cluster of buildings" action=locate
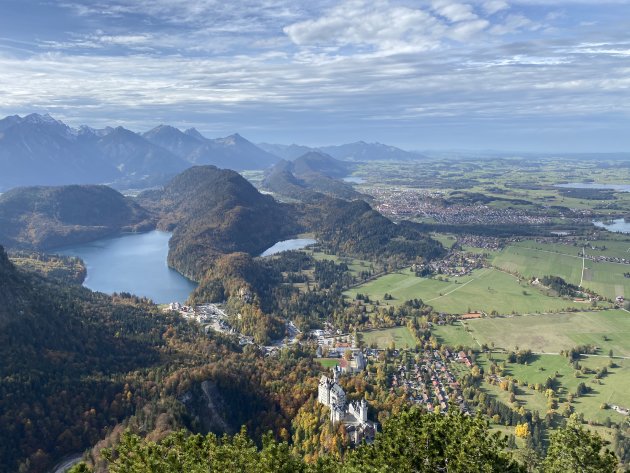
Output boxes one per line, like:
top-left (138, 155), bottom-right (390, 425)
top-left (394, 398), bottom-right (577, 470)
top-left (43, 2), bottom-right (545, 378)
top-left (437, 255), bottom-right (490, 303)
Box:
top-left (390, 349), bottom-right (468, 414)
top-left (366, 187), bottom-right (443, 219)
top-left (412, 251), bottom-right (484, 278)
top-left (456, 235), bottom-right (504, 251)
top-left (168, 303), bottom-right (255, 345)
top-left (368, 188), bottom-right (552, 225)
top-left (318, 373), bottom-right (378, 444)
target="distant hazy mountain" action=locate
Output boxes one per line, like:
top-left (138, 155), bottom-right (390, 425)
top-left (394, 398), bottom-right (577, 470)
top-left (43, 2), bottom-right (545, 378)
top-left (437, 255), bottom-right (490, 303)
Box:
top-left (0, 113), bottom-right (119, 189)
top-left (144, 126), bottom-right (280, 171)
top-left (142, 124), bottom-right (204, 158)
top-left (320, 141), bottom-right (426, 161)
top-left (0, 113), bottom-right (281, 192)
top-left (96, 126), bottom-right (189, 184)
top-left (186, 133), bottom-right (280, 170)
top-left (259, 140), bottom-right (426, 162)
top-left (263, 151), bottom-right (363, 201)
top-left (291, 151), bottom-right (351, 178)
top-left (258, 143), bottom-right (316, 160)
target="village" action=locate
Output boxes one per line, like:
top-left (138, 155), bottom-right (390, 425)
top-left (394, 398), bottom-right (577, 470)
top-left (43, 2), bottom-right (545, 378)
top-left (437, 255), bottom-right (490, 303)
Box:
top-left (312, 326), bottom-right (471, 438)
top-left (389, 348), bottom-right (470, 414)
top-left (412, 251), bottom-right (484, 278)
top-left (366, 187), bottom-right (553, 225)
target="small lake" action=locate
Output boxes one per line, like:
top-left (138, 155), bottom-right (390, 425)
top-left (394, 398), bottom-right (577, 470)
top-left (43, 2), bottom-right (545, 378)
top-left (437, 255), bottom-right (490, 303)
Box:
top-left (57, 230), bottom-right (197, 303)
top-left (556, 183), bottom-right (630, 192)
top-left (260, 238), bottom-right (317, 257)
top-left (594, 219), bottom-right (630, 234)
top-left (343, 176), bottom-right (366, 184)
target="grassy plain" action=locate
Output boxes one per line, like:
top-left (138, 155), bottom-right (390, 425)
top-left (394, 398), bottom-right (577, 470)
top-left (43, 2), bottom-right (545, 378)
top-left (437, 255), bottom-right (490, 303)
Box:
top-left (492, 244), bottom-right (630, 299)
top-left (492, 246), bottom-right (583, 285)
top-left (513, 238), bottom-right (630, 260)
top-left (435, 310), bottom-right (630, 357)
top-left (344, 267), bottom-right (586, 315)
top-left (359, 326), bottom-right (418, 349)
top-left (475, 353), bottom-right (630, 423)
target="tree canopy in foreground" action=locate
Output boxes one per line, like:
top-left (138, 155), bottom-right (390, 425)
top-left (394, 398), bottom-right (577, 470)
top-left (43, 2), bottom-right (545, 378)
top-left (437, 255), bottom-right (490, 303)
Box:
top-left (70, 409), bottom-right (618, 473)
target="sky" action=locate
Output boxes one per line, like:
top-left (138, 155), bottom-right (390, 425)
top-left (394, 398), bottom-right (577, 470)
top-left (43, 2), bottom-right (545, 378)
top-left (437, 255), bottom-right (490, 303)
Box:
top-left (0, 0), bottom-right (629, 152)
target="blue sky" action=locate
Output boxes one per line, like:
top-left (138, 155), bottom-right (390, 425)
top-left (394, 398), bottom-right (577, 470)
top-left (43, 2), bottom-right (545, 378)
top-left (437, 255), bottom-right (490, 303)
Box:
top-left (1, 0), bottom-right (629, 152)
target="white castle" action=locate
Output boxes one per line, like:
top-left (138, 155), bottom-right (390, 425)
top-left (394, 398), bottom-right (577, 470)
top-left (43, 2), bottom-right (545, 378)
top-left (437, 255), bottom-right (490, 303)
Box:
top-left (318, 372), bottom-right (376, 444)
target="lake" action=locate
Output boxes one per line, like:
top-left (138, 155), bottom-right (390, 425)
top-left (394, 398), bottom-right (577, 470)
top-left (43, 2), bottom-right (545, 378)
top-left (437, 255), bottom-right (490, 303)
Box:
top-left (57, 230), bottom-right (197, 303)
top-left (556, 183), bottom-right (630, 192)
top-left (594, 219), bottom-right (630, 234)
top-left (260, 238), bottom-right (317, 256)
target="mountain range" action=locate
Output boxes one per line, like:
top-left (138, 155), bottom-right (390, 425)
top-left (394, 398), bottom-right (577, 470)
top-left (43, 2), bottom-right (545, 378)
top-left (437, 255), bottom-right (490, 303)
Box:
top-left (0, 114), bottom-right (280, 191)
top-left (0, 113), bottom-right (426, 192)
top-left (258, 141), bottom-right (426, 161)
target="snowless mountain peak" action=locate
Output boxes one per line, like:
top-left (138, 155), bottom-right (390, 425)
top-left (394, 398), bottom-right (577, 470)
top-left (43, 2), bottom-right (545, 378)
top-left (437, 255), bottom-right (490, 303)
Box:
top-left (23, 113), bottom-right (64, 127)
top-left (184, 128), bottom-right (205, 141)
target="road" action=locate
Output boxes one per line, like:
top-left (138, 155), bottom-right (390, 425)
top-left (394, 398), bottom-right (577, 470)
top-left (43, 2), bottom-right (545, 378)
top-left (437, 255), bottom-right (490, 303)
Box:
top-left (51, 454), bottom-right (83, 473)
top-left (579, 246), bottom-right (586, 287)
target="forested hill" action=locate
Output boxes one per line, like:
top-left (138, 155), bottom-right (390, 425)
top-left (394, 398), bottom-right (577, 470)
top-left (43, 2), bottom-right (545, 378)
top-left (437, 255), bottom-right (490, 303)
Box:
top-left (0, 185), bottom-right (153, 250)
top-left (263, 152), bottom-right (363, 201)
top-left (137, 165), bottom-right (299, 280)
top-left (301, 198), bottom-right (446, 263)
top-left (0, 245), bottom-right (188, 472)
top-left (0, 245), bottom-right (29, 316)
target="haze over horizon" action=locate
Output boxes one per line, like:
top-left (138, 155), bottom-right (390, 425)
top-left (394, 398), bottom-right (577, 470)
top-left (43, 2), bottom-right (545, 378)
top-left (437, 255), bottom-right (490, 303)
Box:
top-left (1, 0), bottom-right (629, 152)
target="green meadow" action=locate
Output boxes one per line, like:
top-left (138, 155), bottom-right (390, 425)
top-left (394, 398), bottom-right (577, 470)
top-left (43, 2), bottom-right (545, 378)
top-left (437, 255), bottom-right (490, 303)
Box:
top-left (434, 310), bottom-right (630, 357)
top-left (493, 243), bottom-right (630, 300)
top-left (359, 326), bottom-right (418, 349)
top-left (345, 267), bottom-right (586, 315)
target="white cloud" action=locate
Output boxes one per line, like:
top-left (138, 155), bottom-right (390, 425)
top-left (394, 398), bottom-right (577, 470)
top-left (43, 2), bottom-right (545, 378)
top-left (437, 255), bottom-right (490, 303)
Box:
top-left (1, 0), bottom-right (629, 149)
top-left (482, 0), bottom-right (510, 14)
top-left (284, 1), bottom-right (446, 53)
top-left (431, 0), bottom-right (479, 22)
top-left (449, 19), bottom-right (491, 40)
top-left (490, 14), bottom-right (537, 34)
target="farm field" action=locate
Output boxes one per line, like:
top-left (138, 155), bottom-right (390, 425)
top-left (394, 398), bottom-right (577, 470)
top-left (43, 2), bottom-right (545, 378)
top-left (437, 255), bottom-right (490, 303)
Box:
top-left (492, 244), bottom-right (630, 299)
top-left (582, 260), bottom-right (630, 300)
top-left (432, 323), bottom-right (476, 348)
top-left (436, 310), bottom-right (630, 357)
top-left (492, 246), bottom-right (583, 285)
top-left (359, 326), bottom-right (418, 349)
top-left (344, 267), bottom-right (586, 315)
top-left (475, 353), bottom-right (630, 424)
top-left (513, 238), bottom-right (630, 260)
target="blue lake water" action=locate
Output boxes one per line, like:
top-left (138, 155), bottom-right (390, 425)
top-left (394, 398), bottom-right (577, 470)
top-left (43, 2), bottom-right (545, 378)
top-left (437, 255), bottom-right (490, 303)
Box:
top-left (57, 230), bottom-right (197, 303)
top-left (260, 238), bottom-right (317, 256)
top-left (594, 219), bottom-right (630, 234)
top-left (556, 183), bottom-right (630, 192)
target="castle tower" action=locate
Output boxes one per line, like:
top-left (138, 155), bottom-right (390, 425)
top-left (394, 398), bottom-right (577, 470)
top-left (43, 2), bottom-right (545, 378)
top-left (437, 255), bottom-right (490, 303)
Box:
top-left (318, 375), bottom-right (331, 406)
top-left (358, 399), bottom-right (368, 423)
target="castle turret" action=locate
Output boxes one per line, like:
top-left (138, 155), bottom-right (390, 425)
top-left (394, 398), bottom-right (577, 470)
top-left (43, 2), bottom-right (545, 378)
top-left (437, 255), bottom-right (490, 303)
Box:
top-left (358, 399), bottom-right (368, 423)
top-left (318, 375), bottom-right (331, 405)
